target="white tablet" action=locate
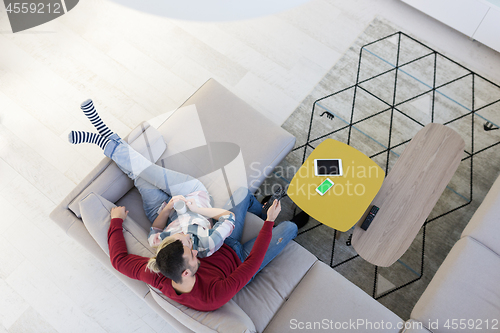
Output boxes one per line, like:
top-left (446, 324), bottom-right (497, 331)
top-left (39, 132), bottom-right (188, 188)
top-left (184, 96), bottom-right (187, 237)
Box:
top-left (314, 159), bottom-right (343, 177)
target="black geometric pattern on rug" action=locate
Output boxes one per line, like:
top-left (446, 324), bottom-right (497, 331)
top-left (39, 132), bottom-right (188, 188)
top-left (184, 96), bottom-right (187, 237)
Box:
top-left (291, 31), bottom-right (500, 299)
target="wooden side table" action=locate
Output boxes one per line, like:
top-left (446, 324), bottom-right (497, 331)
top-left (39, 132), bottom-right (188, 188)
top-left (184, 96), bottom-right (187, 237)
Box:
top-left (287, 139), bottom-right (385, 232)
top-left (352, 123), bottom-right (465, 267)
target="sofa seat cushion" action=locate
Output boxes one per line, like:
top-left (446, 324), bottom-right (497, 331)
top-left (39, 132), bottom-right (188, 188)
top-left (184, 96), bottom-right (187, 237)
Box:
top-left (232, 241), bottom-right (317, 333)
top-left (461, 175), bottom-right (500, 256)
top-left (264, 261), bottom-right (403, 333)
top-left (411, 237), bottom-right (500, 332)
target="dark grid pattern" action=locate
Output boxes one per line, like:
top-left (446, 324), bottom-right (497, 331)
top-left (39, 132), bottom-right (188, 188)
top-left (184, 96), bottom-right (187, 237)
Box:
top-left (292, 31), bottom-right (500, 299)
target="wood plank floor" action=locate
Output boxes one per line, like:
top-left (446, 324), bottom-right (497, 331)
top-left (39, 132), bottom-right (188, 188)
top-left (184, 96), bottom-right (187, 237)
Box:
top-left (1, 0), bottom-right (500, 331)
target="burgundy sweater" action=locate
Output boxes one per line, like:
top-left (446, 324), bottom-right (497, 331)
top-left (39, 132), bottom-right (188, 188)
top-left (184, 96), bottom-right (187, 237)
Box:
top-left (108, 218), bottom-right (273, 311)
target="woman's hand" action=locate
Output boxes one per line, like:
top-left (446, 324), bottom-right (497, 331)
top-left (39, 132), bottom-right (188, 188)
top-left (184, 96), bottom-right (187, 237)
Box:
top-left (111, 206), bottom-right (129, 220)
top-left (165, 195), bottom-right (187, 211)
top-left (266, 199), bottom-right (281, 222)
top-left (184, 197), bottom-right (200, 211)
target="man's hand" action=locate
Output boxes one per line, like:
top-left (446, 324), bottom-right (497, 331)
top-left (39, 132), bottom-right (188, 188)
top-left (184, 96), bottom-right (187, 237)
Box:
top-left (266, 199), bottom-right (281, 222)
top-left (111, 206), bottom-right (129, 220)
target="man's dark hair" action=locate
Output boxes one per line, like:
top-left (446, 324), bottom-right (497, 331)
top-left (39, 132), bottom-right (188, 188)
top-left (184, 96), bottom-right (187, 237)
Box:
top-left (156, 240), bottom-right (186, 283)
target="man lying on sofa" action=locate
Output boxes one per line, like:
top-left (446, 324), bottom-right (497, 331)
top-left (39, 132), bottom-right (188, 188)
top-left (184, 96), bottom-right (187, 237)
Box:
top-left (69, 99), bottom-right (298, 310)
top-left (108, 197), bottom-right (296, 311)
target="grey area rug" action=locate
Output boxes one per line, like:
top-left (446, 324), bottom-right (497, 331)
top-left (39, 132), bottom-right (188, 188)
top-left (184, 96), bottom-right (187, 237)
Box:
top-left (257, 17), bottom-right (500, 320)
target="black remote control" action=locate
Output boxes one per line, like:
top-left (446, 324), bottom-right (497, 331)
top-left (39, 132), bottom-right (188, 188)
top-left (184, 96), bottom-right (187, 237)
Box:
top-left (360, 205), bottom-right (379, 230)
top-left (262, 186), bottom-right (287, 215)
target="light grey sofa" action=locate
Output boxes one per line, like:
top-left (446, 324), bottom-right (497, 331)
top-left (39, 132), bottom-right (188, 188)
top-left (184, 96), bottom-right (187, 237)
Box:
top-left (50, 79), bottom-right (407, 332)
top-left (50, 78), bottom-right (500, 333)
top-left (53, 78), bottom-right (500, 333)
top-left (408, 174), bottom-right (500, 333)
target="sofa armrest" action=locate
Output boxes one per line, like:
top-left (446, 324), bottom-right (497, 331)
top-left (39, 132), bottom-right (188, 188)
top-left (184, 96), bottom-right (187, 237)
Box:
top-left (264, 261), bottom-right (403, 333)
top-left (461, 173), bottom-right (500, 256)
top-left (411, 237), bottom-right (500, 333)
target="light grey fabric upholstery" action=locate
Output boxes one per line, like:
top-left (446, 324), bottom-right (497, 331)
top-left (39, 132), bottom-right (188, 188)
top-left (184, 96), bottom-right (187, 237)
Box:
top-left (234, 241), bottom-right (318, 332)
top-left (411, 237), bottom-right (500, 332)
top-left (264, 261), bottom-right (404, 333)
top-left (143, 292), bottom-right (194, 333)
top-left (79, 192), bottom-right (154, 258)
top-left (69, 162), bottom-right (133, 219)
top-left (461, 175), bottom-right (500, 256)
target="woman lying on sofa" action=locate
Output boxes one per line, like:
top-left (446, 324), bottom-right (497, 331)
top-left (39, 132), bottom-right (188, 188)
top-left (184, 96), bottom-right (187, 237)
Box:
top-left (69, 99), bottom-right (298, 310)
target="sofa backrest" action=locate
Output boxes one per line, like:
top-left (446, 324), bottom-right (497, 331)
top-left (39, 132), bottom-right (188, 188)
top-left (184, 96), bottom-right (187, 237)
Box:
top-left (153, 80), bottom-right (296, 208)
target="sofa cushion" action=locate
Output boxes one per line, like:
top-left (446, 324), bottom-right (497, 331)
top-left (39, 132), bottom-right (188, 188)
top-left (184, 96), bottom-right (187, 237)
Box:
top-left (233, 241), bottom-right (317, 333)
top-left (69, 121), bottom-right (167, 218)
top-left (264, 261), bottom-right (403, 333)
top-left (411, 237), bottom-right (500, 332)
top-left (461, 175), bottom-right (500, 256)
top-left (79, 192), bottom-right (154, 258)
top-left (150, 287), bottom-right (256, 333)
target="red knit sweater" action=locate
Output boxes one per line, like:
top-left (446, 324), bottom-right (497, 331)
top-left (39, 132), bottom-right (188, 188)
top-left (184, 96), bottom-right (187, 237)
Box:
top-left (108, 218), bottom-right (273, 311)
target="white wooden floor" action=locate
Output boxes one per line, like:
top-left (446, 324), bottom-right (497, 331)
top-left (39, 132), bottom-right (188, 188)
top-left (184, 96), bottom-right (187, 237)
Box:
top-left (1, 0), bottom-right (499, 332)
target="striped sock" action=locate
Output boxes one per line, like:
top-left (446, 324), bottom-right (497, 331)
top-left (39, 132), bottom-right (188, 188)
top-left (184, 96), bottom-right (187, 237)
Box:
top-left (80, 99), bottom-right (114, 139)
top-left (68, 131), bottom-right (110, 150)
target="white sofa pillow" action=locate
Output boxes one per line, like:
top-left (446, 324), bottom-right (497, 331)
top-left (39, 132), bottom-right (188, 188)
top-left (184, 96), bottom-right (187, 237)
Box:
top-left (79, 192), bottom-right (154, 258)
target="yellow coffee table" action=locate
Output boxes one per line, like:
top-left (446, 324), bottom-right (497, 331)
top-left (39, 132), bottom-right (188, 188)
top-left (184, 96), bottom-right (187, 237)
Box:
top-left (287, 139), bottom-right (385, 232)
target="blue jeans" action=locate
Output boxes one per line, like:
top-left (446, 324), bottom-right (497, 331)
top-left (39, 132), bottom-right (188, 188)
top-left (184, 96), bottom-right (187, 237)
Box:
top-left (223, 188), bottom-right (298, 280)
top-left (104, 134), bottom-right (208, 223)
